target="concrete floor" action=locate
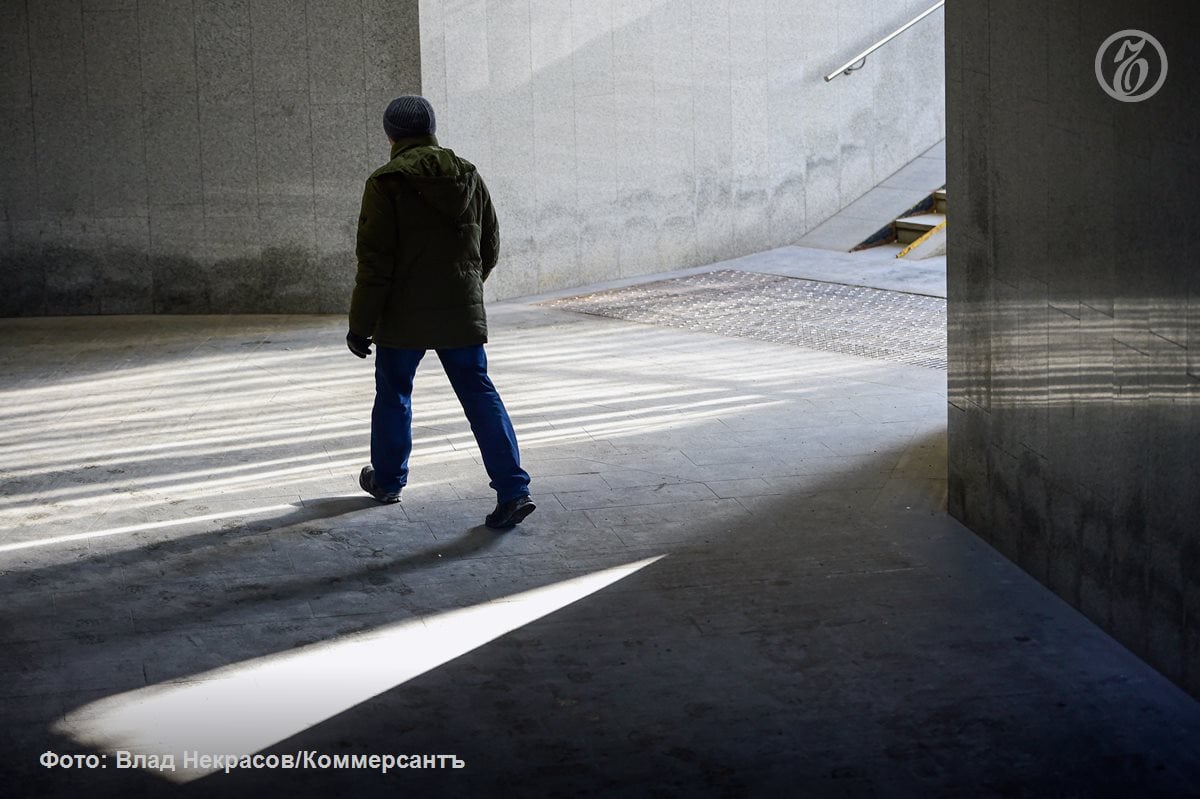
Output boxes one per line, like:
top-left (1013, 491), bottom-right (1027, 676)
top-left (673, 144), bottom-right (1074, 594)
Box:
top-left (1, 249), bottom-right (1198, 798)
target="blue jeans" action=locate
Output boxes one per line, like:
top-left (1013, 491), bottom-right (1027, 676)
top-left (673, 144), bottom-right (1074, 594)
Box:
top-left (371, 345), bottom-right (530, 502)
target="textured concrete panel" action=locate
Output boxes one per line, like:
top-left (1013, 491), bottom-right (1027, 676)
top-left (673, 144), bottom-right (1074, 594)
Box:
top-left (204, 215), bottom-right (262, 312)
top-left (690, 0), bottom-right (729, 80)
top-left (89, 105), bottom-right (148, 219)
top-left (150, 206), bottom-right (211, 313)
top-left (575, 93), bottom-right (619, 286)
top-left (0, 105), bottom-right (37, 222)
top-left (416, 0), bottom-right (448, 112)
top-left (477, 0), bottom-right (535, 293)
top-left (138, 0), bottom-right (197, 96)
top-left (95, 218), bottom-right (153, 314)
top-left (33, 98), bottom-right (92, 217)
top-left (650, 2), bottom-right (694, 184)
top-left (27, 0), bottom-right (86, 100)
top-left (250, 0), bottom-right (309, 93)
top-left (728, 1), bottom-right (767, 183)
top-left (195, 0), bottom-right (253, 105)
top-left (0, 221), bottom-right (49, 317)
top-left (312, 103), bottom-right (367, 221)
top-left (255, 91), bottom-right (315, 213)
top-left (364, 0), bottom-right (422, 98)
top-left (310, 237), bottom-right (356, 313)
top-left (529, 0), bottom-right (578, 293)
top-left (480, 0), bottom-right (536, 300)
top-left (307, 0), bottom-right (364, 104)
top-left (0, 4), bottom-right (31, 107)
top-left (83, 10), bottom-right (141, 106)
top-left (651, 2), bottom-right (698, 270)
top-left (45, 221), bottom-right (102, 315)
top-left (571, 0), bottom-right (614, 99)
top-left (441, 0), bottom-right (491, 161)
top-left (693, 81), bottom-right (735, 267)
top-left (834, 0), bottom-right (878, 202)
top-left (442, 0), bottom-right (488, 96)
top-left (728, 3), bottom-right (769, 254)
top-left (800, 85), bottom-right (842, 227)
top-left (143, 96), bottom-right (204, 208)
top-left (485, 0), bottom-right (532, 93)
top-left (260, 210), bottom-right (319, 311)
top-left (795, 2), bottom-right (840, 227)
top-left (199, 102), bottom-right (258, 216)
top-left (611, 0), bottom-right (657, 279)
top-left (764, 0), bottom-right (807, 248)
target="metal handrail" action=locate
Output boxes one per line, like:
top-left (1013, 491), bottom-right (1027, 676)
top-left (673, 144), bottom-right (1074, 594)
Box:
top-left (823, 0), bottom-right (945, 81)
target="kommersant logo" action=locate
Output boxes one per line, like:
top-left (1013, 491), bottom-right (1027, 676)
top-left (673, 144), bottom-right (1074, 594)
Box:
top-left (1095, 30), bottom-right (1168, 102)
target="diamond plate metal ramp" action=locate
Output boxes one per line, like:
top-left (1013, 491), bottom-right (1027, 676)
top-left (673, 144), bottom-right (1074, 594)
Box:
top-left (541, 270), bottom-right (946, 370)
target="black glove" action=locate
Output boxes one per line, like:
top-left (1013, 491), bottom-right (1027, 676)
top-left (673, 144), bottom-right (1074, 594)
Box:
top-left (346, 331), bottom-right (373, 358)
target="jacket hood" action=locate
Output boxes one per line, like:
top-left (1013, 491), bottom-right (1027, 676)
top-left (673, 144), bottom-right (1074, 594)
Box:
top-left (373, 136), bottom-right (479, 220)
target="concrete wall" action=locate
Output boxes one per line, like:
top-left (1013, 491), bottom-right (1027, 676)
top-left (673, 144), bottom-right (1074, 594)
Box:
top-left (414, 0), bottom-right (945, 300)
top-left (947, 1), bottom-right (1200, 697)
top-left (0, 0), bottom-right (420, 315)
top-left (1, 0), bottom-right (944, 315)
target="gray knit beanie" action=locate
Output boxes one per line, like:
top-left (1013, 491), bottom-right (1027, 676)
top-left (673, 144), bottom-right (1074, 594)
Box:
top-left (383, 95), bottom-right (436, 140)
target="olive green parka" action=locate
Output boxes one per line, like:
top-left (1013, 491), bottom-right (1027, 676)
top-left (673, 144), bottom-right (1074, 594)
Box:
top-left (349, 135), bottom-right (499, 349)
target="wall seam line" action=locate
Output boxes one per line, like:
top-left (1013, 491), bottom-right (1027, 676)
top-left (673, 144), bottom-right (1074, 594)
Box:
top-left (134, 0), bottom-right (153, 310)
top-left (304, 0), bottom-right (317, 230)
top-left (246, 0), bottom-right (262, 223)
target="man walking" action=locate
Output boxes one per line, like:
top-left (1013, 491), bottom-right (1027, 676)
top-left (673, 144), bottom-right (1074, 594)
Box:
top-left (346, 95), bottom-right (535, 530)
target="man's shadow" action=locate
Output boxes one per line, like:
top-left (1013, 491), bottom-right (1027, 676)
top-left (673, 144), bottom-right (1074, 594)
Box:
top-left (0, 494), bottom-right (512, 702)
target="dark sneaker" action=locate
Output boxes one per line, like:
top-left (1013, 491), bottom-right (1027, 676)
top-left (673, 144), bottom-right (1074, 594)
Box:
top-left (485, 495), bottom-right (536, 529)
top-left (359, 465), bottom-right (401, 504)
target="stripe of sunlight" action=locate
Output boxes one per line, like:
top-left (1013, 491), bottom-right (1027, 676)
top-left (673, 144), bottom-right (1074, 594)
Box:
top-left (0, 442), bottom-right (435, 508)
top-left (2, 400), bottom-right (656, 503)
top-left (0, 371), bottom-right (366, 424)
top-left (4, 325), bottom-right (707, 412)
top-left (124, 395), bottom-right (758, 489)
top-left (524, 399), bottom-right (785, 440)
top-left (0, 405), bottom-right (360, 460)
top-left (0, 419), bottom-right (366, 467)
top-left (1, 388), bottom-right (348, 436)
top-left (520, 350), bottom-right (840, 391)
top-left (502, 386), bottom-right (730, 414)
top-left (0, 504), bottom-right (297, 554)
top-left (4, 353), bottom-right (784, 505)
top-left (482, 339), bottom-right (714, 370)
top-left (0, 350), bottom-right (360, 417)
top-left (576, 400), bottom-right (784, 438)
top-left (0, 472), bottom-right (470, 532)
top-left (293, 398), bottom-right (773, 450)
top-left (55, 555), bottom-right (665, 783)
top-left (0, 398), bottom-right (361, 445)
top-left (1, 404), bottom-right (750, 513)
top-left (19, 316), bottom-right (654, 399)
top-left (108, 395), bottom-right (753, 482)
top-left (5, 421), bottom-right (577, 511)
top-left (5, 402), bottom-right (628, 503)
top-left (0, 391), bottom-right (344, 436)
top-left (0, 376), bottom-right (721, 458)
top-left (1, 395), bottom-right (751, 521)
top-left (2, 384), bottom-right (735, 471)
